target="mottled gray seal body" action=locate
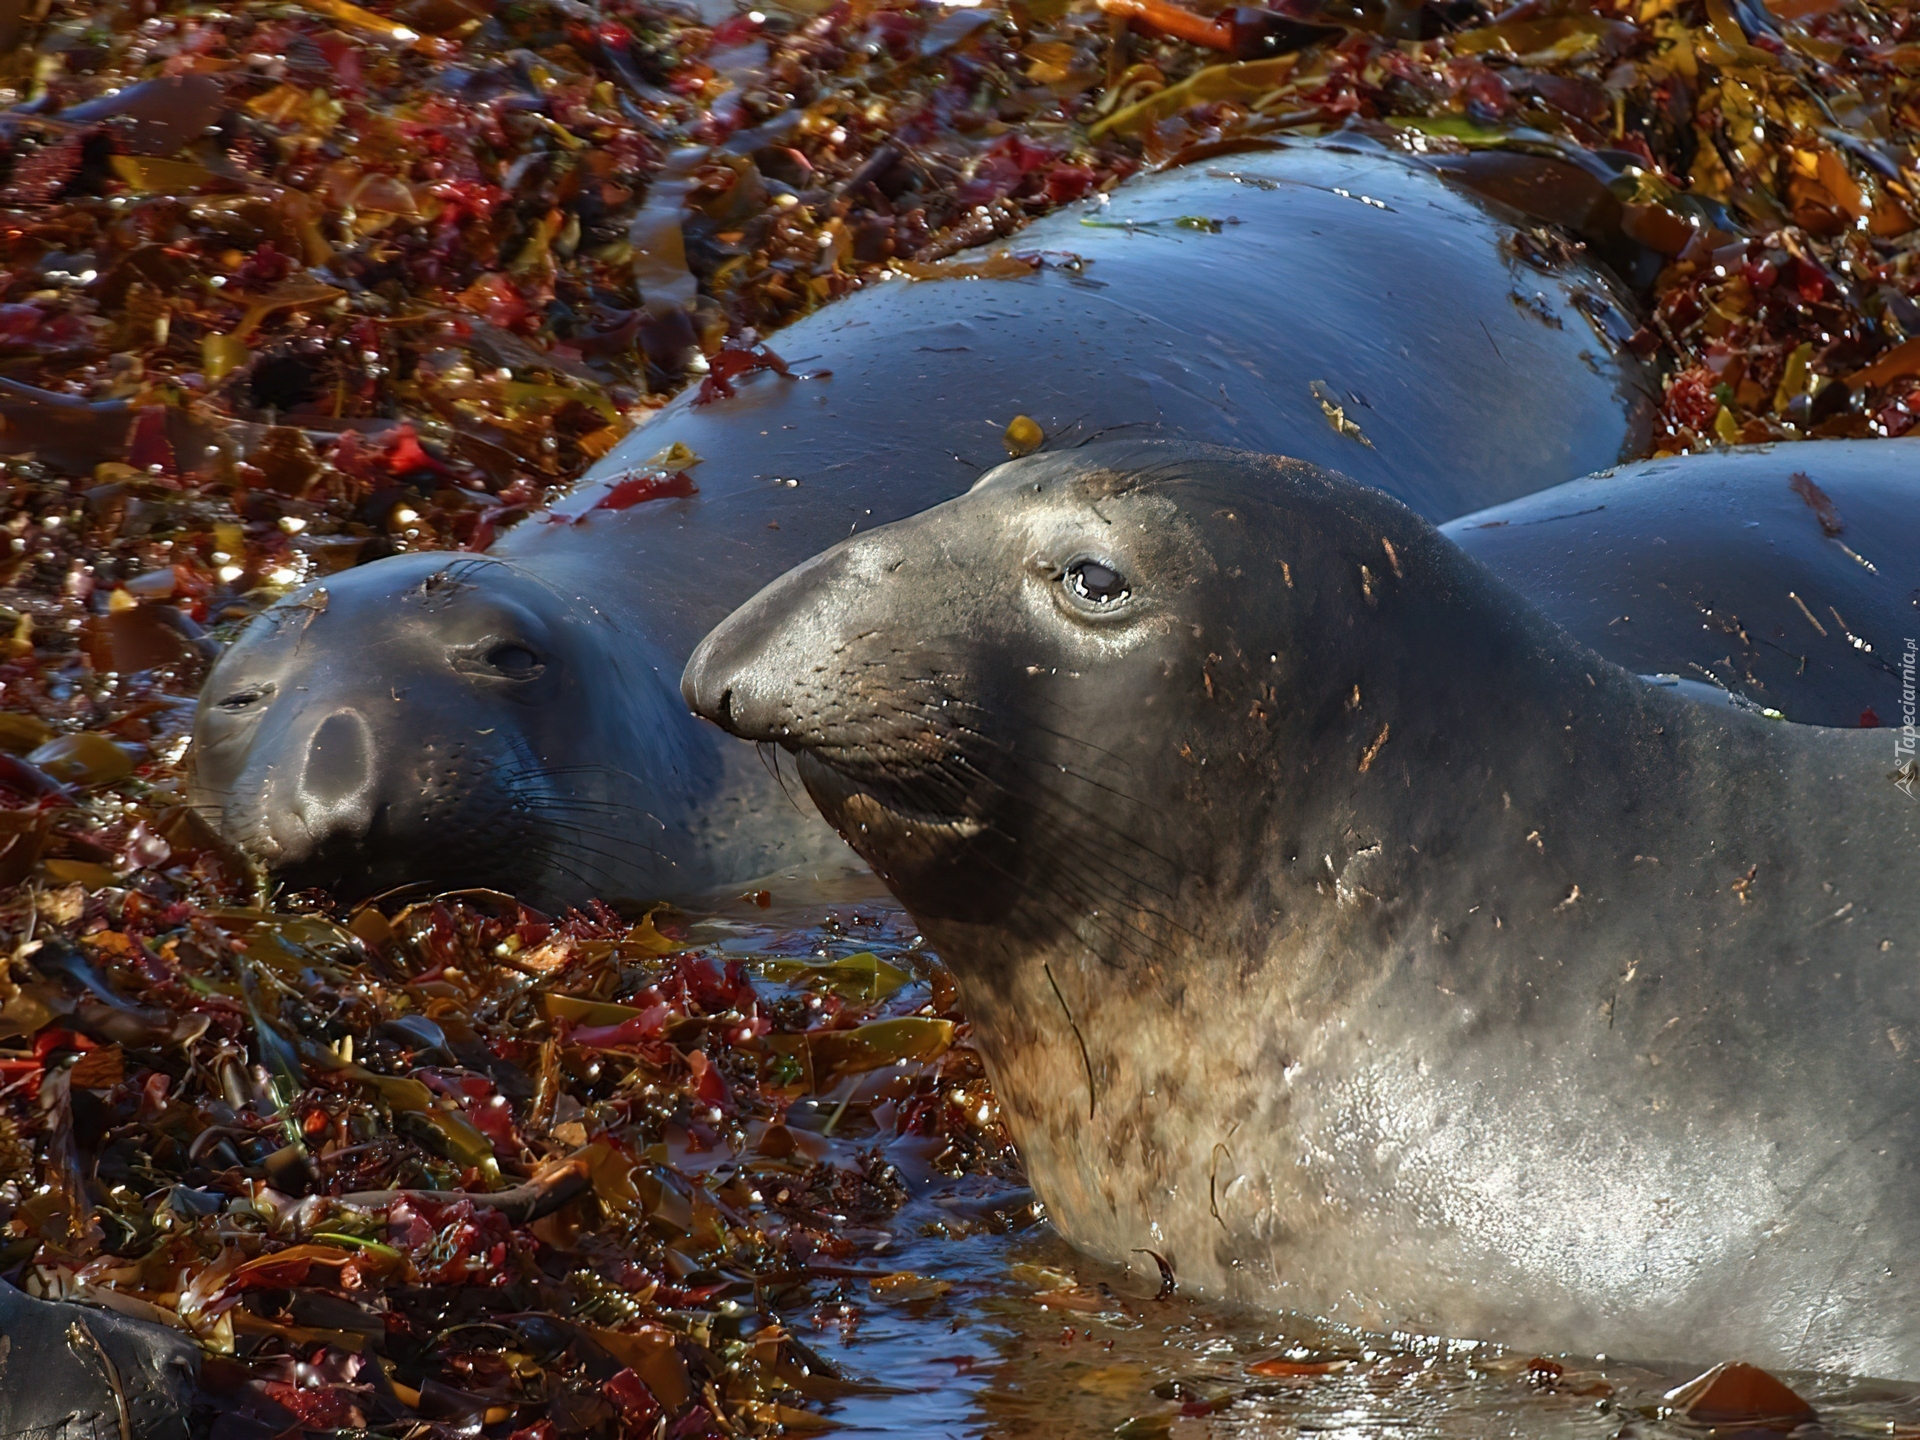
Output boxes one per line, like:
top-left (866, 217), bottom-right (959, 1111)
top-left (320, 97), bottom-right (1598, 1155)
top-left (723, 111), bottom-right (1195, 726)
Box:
top-left (684, 440), bottom-right (1920, 1377)
top-left (192, 142), bottom-right (1654, 905)
top-left (1445, 438), bottom-right (1920, 728)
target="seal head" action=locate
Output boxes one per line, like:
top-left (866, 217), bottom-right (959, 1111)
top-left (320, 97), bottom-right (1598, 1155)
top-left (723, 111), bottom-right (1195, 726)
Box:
top-left (685, 440), bottom-right (1920, 1376)
top-left (685, 441), bottom-right (1490, 941)
top-left (194, 552), bottom-right (705, 904)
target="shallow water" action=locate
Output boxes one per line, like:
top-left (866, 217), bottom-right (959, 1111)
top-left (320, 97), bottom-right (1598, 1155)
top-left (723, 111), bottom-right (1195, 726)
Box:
top-left (691, 876), bottom-right (1920, 1439)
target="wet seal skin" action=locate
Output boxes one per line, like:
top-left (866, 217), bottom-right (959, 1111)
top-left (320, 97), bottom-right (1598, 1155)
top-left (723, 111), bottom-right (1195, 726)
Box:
top-left (684, 439), bottom-right (1920, 1378)
top-left (1444, 437), bottom-right (1920, 728)
top-left (0, 1278), bottom-right (201, 1440)
top-left (188, 554), bottom-right (750, 902)
top-left (191, 140), bottom-right (1657, 908)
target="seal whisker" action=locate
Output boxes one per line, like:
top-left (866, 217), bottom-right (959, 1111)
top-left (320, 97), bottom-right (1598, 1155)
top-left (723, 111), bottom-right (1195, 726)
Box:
top-left (541, 840), bottom-right (660, 875)
top-left (956, 835), bottom-right (1192, 966)
top-left (893, 693), bottom-right (1135, 790)
top-left (535, 854), bottom-right (622, 898)
top-left (958, 739), bottom-right (1173, 855)
top-left (1043, 961), bottom-right (1098, 1120)
top-left (865, 692), bottom-right (1195, 900)
top-left (513, 819), bottom-right (636, 883)
top-left (891, 685), bottom-right (1159, 814)
top-left (512, 815), bottom-right (647, 851)
top-left (904, 690), bottom-right (1139, 771)
top-left (512, 809), bottom-right (651, 843)
top-left (912, 708), bottom-right (1197, 893)
top-left (518, 797), bottom-right (654, 819)
top-left (756, 741), bottom-right (810, 815)
top-left (838, 755), bottom-right (1178, 958)
top-left (497, 761), bottom-right (656, 789)
top-left (837, 739), bottom-right (1197, 963)
top-left (509, 815), bottom-right (671, 868)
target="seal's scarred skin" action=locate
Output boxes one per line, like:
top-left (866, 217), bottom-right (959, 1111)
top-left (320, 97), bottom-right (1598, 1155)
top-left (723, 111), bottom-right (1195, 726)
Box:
top-left (190, 143), bottom-right (1655, 906)
top-left (684, 440), bottom-right (1920, 1378)
top-left (1445, 438), bottom-right (1920, 728)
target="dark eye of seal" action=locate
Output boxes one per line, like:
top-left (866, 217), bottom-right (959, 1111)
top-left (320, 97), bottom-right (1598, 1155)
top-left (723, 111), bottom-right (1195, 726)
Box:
top-left (218, 684), bottom-right (274, 712)
top-left (1065, 558), bottom-right (1130, 607)
top-left (486, 643), bottom-right (542, 678)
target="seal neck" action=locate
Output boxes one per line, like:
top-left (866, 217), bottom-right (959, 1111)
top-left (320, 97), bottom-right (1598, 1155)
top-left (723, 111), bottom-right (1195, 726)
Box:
top-left (1247, 535), bottom-right (1785, 959)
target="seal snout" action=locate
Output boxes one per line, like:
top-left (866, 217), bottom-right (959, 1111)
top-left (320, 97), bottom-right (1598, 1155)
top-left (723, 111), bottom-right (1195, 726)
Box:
top-left (682, 551), bottom-right (848, 745)
top-left (281, 707), bottom-right (377, 854)
top-left (682, 629), bottom-right (799, 745)
top-left (681, 638), bottom-right (742, 736)
top-left (304, 711), bottom-right (371, 807)
top-left (682, 631), bottom-right (763, 741)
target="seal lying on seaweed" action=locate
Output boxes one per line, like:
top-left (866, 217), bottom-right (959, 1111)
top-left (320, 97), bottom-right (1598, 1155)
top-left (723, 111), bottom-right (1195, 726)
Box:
top-left (189, 141), bottom-right (1653, 907)
top-left (1441, 438), bottom-right (1920, 729)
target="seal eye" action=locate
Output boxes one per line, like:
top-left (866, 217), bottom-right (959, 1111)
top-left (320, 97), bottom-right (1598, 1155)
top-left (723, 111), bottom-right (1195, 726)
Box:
top-left (485, 643), bottom-right (542, 678)
top-left (218, 684), bottom-right (274, 712)
top-left (1065, 558), bottom-right (1130, 607)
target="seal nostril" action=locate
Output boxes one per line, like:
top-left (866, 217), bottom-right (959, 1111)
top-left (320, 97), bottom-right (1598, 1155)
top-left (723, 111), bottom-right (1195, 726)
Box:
top-left (304, 712), bottom-right (371, 808)
top-left (718, 686), bottom-right (736, 728)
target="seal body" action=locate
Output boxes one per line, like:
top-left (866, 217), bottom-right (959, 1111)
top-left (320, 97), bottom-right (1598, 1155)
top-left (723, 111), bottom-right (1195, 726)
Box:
top-left (0, 1280), bottom-right (201, 1440)
top-left (683, 440), bottom-right (1920, 1377)
top-left (192, 141), bottom-right (1654, 905)
top-left (1445, 438), bottom-right (1920, 728)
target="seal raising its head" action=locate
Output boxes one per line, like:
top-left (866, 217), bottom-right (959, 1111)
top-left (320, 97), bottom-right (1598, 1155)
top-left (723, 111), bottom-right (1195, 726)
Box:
top-left (685, 440), bottom-right (1920, 1377)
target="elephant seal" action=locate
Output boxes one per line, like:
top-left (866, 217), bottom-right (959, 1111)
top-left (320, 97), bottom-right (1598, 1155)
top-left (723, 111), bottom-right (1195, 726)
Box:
top-left (190, 140), bottom-right (1654, 906)
top-left (683, 440), bottom-right (1920, 1378)
top-left (1444, 438), bottom-right (1920, 729)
